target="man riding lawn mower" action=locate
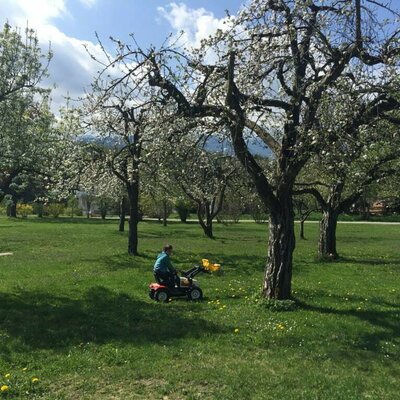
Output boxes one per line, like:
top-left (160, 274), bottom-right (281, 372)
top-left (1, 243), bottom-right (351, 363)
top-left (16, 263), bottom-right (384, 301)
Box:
top-left (150, 245), bottom-right (220, 302)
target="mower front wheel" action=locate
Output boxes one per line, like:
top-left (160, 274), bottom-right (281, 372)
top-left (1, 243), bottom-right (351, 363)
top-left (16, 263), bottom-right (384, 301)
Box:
top-left (188, 287), bottom-right (203, 301)
top-left (155, 289), bottom-right (170, 303)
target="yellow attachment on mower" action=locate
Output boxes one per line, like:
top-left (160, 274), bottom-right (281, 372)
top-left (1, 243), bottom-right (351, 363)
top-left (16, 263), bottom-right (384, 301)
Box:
top-left (202, 259), bottom-right (221, 272)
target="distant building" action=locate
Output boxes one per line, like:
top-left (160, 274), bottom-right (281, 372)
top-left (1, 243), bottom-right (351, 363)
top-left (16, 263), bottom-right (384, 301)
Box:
top-left (369, 200), bottom-right (388, 216)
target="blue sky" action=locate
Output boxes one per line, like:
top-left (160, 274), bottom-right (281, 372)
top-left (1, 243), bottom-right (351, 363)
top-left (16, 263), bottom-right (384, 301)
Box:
top-left (57, 1), bottom-right (245, 44)
top-left (0, 0), bottom-right (246, 110)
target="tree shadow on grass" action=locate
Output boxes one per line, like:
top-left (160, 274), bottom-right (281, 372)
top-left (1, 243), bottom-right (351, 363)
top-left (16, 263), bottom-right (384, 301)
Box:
top-left (294, 292), bottom-right (400, 358)
top-left (0, 286), bottom-right (226, 357)
top-left (17, 217), bottom-right (116, 225)
top-left (176, 249), bottom-right (266, 274)
top-left (337, 256), bottom-right (400, 267)
top-left (99, 253), bottom-right (154, 271)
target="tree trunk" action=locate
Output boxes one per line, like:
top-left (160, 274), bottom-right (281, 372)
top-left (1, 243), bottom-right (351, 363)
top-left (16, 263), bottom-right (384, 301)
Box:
top-left (162, 199), bottom-right (168, 227)
top-left (300, 219), bottom-right (305, 240)
top-left (127, 184), bottom-right (139, 256)
top-left (197, 202), bottom-right (214, 239)
top-left (7, 203), bottom-right (17, 218)
top-left (319, 210), bottom-right (339, 259)
top-left (100, 201), bottom-right (107, 220)
top-left (263, 199), bottom-right (295, 299)
top-left (361, 203), bottom-right (370, 220)
top-left (119, 197), bottom-right (126, 232)
top-left (202, 221), bottom-right (213, 238)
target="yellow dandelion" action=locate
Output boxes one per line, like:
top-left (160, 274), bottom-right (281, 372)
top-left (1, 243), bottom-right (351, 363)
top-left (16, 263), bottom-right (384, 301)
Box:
top-left (234, 328), bottom-right (239, 333)
top-left (4, 373), bottom-right (11, 378)
top-left (22, 367), bottom-right (27, 372)
top-left (1, 385), bottom-right (9, 392)
top-left (31, 378), bottom-right (40, 384)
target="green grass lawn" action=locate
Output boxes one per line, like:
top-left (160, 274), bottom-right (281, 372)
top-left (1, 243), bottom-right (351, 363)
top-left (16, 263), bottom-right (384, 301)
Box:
top-left (0, 216), bottom-right (399, 399)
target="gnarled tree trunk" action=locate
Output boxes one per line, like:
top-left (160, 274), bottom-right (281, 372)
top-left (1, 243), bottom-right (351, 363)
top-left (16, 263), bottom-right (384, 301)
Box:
top-left (263, 196), bottom-right (295, 299)
top-left (197, 201), bottom-right (214, 238)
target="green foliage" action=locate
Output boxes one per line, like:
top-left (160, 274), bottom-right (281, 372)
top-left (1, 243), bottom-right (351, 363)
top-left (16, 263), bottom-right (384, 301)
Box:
top-left (32, 202), bottom-right (45, 217)
top-left (218, 191), bottom-right (244, 223)
top-left (247, 196), bottom-right (269, 223)
top-left (141, 194), bottom-right (173, 220)
top-left (16, 203), bottom-right (33, 218)
top-left (174, 198), bottom-right (192, 222)
top-left (67, 196), bottom-right (79, 217)
top-left (46, 203), bottom-right (64, 218)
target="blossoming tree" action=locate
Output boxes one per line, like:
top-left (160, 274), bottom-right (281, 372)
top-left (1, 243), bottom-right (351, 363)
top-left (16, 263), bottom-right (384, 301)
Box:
top-left (86, 0), bottom-right (399, 297)
top-left (0, 23), bottom-right (53, 205)
top-left (144, 0), bottom-right (400, 298)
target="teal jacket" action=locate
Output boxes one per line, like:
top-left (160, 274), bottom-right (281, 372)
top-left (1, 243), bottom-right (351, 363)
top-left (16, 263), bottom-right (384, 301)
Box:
top-left (153, 251), bottom-right (174, 273)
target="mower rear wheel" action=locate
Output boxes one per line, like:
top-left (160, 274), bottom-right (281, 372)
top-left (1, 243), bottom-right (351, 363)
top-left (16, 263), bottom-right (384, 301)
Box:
top-left (188, 287), bottom-right (203, 301)
top-left (155, 289), bottom-right (170, 303)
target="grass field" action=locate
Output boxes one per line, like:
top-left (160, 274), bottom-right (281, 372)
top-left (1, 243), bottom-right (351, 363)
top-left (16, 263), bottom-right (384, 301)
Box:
top-left (0, 216), bottom-right (399, 399)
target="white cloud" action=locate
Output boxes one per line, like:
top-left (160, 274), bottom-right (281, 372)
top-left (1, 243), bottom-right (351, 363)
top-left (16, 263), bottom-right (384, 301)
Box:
top-left (0, 0), bottom-right (68, 27)
top-left (79, 0), bottom-right (96, 8)
top-left (40, 25), bottom-right (107, 109)
top-left (0, 0), bottom-right (102, 112)
top-left (157, 2), bottom-right (229, 49)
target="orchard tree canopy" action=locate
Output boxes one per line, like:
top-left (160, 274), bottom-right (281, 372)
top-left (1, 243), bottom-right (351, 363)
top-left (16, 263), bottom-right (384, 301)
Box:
top-left (144, 0), bottom-right (399, 298)
top-left (82, 38), bottom-right (164, 255)
top-left (82, 0), bottom-right (400, 298)
top-left (0, 23), bottom-right (51, 102)
top-left (0, 23), bottom-right (54, 203)
top-left (295, 75), bottom-right (400, 259)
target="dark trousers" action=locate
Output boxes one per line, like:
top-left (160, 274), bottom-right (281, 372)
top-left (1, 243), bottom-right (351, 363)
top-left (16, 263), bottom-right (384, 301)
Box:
top-left (154, 271), bottom-right (178, 288)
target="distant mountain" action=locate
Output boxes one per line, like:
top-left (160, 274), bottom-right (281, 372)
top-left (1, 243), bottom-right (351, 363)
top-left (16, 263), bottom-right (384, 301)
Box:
top-left (204, 136), bottom-right (272, 157)
top-left (80, 133), bottom-right (273, 157)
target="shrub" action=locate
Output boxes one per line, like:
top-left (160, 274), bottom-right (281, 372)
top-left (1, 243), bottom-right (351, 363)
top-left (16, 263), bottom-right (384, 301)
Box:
top-left (141, 196), bottom-right (173, 221)
top-left (16, 203), bottom-right (33, 218)
top-left (32, 202), bottom-right (45, 217)
top-left (218, 200), bottom-right (243, 224)
top-left (47, 203), bottom-right (64, 218)
top-left (174, 198), bottom-right (192, 222)
top-left (67, 196), bottom-right (80, 217)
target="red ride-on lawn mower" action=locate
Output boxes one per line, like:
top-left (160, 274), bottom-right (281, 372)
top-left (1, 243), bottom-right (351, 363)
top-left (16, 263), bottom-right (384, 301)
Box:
top-left (149, 259), bottom-right (220, 302)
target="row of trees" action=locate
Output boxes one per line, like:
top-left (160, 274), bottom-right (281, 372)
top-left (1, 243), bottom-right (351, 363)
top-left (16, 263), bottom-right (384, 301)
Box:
top-left (1, 0), bottom-right (399, 300)
top-left (85, 0), bottom-right (398, 300)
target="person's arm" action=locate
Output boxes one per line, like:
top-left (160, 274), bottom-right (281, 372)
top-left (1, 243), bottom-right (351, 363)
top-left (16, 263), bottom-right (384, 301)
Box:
top-left (166, 256), bottom-right (176, 273)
